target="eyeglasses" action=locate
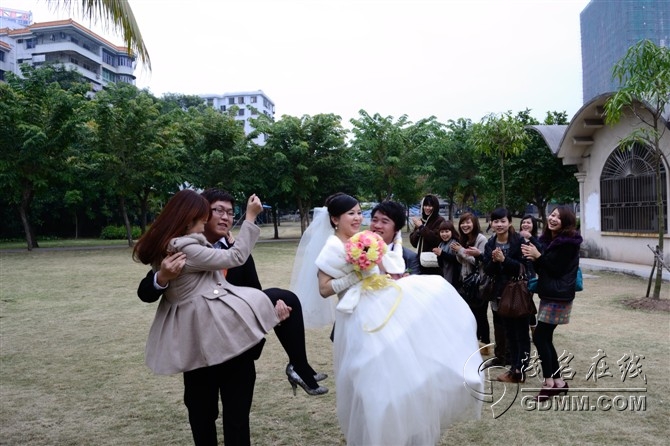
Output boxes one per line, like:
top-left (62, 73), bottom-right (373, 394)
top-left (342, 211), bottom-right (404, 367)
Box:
top-left (211, 207), bottom-right (235, 217)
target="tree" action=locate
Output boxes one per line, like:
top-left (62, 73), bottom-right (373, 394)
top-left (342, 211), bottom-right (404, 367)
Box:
top-left (350, 110), bottom-right (424, 205)
top-left (422, 118), bottom-right (482, 219)
top-left (0, 65), bottom-right (89, 249)
top-left (90, 83), bottom-right (185, 245)
top-left (471, 111), bottom-right (531, 208)
top-left (506, 110), bottom-right (579, 222)
top-left (604, 39), bottom-right (670, 300)
top-left (252, 113), bottom-right (351, 233)
top-left (160, 93), bottom-right (207, 113)
top-left (184, 107), bottom-right (249, 192)
top-left (52, 0), bottom-right (150, 68)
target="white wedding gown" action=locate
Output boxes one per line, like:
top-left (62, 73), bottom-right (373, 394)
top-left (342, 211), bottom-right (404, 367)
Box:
top-left (315, 234), bottom-right (483, 446)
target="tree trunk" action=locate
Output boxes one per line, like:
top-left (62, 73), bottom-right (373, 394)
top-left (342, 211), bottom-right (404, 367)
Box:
top-left (297, 198), bottom-right (311, 234)
top-left (19, 185), bottom-right (38, 250)
top-left (652, 150), bottom-right (664, 299)
top-left (119, 196), bottom-right (134, 247)
top-left (137, 189), bottom-right (150, 234)
top-left (272, 207), bottom-right (279, 239)
top-left (535, 194), bottom-right (548, 229)
top-left (74, 211), bottom-right (79, 239)
top-left (447, 191), bottom-right (456, 220)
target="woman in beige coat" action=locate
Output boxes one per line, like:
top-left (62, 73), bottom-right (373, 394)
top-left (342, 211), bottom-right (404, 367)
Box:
top-left (133, 189), bottom-right (279, 446)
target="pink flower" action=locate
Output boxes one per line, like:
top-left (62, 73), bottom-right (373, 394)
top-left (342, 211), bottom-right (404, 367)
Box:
top-left (344, 230), bottom-right (387, 272)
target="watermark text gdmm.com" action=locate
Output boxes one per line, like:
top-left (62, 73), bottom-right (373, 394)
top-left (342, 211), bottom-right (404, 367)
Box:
top-left (521, 394), bottom-right (646, 411)
top-left (520, 348), bottom-right (647, 413)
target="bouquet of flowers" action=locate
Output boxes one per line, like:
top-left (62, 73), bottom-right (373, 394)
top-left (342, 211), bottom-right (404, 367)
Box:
top-left (345, 230), bottom-right (388, 272)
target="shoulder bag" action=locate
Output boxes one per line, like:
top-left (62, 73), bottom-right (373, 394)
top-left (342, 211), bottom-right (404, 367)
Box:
top-left (417, 238), bottom-right (438, 268)
top-left (479, 274), bottom-right (496, 302)
top-left (419, 252), bottom-right (439, 268)
top-left (575, 267), bottom-right (583, 292)
top-left (458, 258), bottom-right (486, 306)
top-left (498, 264), bottom-right (537, 318)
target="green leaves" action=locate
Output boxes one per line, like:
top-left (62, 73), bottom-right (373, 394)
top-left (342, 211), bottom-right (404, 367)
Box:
top-left (603, 39), bottom-right (669, 299)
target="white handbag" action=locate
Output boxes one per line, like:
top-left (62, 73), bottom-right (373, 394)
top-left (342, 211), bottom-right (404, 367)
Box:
top-left (419, 251), bottom-right (439, 268)
top-left (417, 237), bottom-right (439, 268)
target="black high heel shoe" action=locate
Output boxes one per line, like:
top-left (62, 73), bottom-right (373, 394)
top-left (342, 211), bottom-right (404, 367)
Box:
top-left (285, 364), bottom-right (328, 396)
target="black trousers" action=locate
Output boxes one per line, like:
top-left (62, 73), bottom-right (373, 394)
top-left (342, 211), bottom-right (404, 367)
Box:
top-left (502, 315), bottom-right (531, 373)
top-left (533, 321), bottom-right (559, 379)
top-left (263, 288), bottom-right (317, 388)
top-left (492, 310), bottom-right (508, 363)
top-left (469, 301), bottom-right (491, 344)
top-left (183, 340), bottom-right (265, 446)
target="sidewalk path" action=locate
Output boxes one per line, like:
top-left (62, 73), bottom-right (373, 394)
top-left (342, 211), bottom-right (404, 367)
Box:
top-left (580, 257), bottom-right (670, 282)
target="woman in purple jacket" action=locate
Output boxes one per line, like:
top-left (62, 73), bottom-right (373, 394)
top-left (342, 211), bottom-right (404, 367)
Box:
top-left (522, 206), bottom-right (582, 401)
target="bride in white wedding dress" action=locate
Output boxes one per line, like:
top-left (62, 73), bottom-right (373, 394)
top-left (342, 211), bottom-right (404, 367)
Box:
top-left (292, 193), bottom-right (483, 446)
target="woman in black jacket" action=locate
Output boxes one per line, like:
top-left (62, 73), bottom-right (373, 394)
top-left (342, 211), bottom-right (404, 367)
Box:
top-left (482, 208), bottom-right (530, 383)
top-left (522, 206), bottom-right (582, 401)
top-left (409, 194), bottom-right (445, 275)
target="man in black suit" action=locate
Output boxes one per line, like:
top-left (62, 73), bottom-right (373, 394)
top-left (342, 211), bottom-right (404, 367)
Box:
top-left (137, 189), bottom-right (327, 394)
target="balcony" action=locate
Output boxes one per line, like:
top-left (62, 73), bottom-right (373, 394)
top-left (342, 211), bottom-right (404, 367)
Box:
top-left (34, 40), bottom-right (102, 64)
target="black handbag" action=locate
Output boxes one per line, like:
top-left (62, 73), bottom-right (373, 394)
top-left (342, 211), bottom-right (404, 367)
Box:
top-left (478, 274), bottom-right (496, 302)
top-left (458, 270), bottom-right (485, 306)
top-left (498, 265), bottom-right (537, 318)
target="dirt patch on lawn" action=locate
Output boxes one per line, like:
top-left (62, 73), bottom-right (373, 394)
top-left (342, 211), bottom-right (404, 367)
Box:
top-left (622, 297), bottom-right (670, 312)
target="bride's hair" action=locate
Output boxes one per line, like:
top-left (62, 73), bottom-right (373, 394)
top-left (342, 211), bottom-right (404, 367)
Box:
top-left (325, 193), bottom-right (358, 228)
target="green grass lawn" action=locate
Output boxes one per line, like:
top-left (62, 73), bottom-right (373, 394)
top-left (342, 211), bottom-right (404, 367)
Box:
top-left (1, 240), bottom-right (668, 445)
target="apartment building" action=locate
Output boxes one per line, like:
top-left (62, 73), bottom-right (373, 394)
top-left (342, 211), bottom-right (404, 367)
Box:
top-left (201, 90), bottom-right (276, 144)
top-left (0, 17), bottom-right (135, 88)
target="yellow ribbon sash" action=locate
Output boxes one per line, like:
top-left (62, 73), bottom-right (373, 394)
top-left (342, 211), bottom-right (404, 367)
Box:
top-left (360, 273), bottom-right (403, 333)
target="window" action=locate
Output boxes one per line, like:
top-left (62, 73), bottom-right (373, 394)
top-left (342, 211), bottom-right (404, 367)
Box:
top-left (238, 96), bottom-right (245, 104)
top-left (220, 105), bottom-right (226, 111)
top-left (102, 50), bottom-right (116, 66)
top-left (250, 96), bottom-right (257, 103)
top-left (238, 109), bottom-right (245, 116)
top-left (118, 56), bottom-right (133, 67)
top-left (102, 68), bottom-right (115, 82)
top-left (228, 97), bottom-right (235, 105)
top-left (26, 39), bottom-right (36, 49)
top-left (118, 74), bottom-right (133, 83)
top-left (600, 143), bottom-right (667, 233)
top-left (0, 52), bottom-right (4, 62)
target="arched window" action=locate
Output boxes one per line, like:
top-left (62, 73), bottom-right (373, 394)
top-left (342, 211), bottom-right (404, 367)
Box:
top-left (600, 143), bottom-right (667, 233)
